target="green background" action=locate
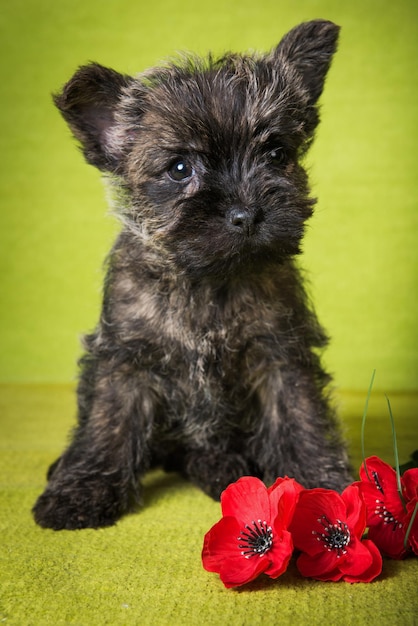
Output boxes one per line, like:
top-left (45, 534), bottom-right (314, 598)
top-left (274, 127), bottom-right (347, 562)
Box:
top-left (0, 0), bottom-right (417, 391)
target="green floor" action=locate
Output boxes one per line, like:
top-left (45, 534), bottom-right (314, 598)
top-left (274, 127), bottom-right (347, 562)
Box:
top-left (1, 385), bottom-right (417, 625)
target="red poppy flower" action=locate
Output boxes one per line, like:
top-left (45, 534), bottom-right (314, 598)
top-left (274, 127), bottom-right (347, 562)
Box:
top-left (402, 469), bottom-right (418, 556)
top-left (356, 456), bottom-right (418, 559)
top-left (289, 484), bottom-right (382, 582)
top-left (202, 476), bottom-right (302, 588)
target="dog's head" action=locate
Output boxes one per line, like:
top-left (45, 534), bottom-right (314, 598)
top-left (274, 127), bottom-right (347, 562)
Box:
top-left (55, 20), bottom-right (339, 279)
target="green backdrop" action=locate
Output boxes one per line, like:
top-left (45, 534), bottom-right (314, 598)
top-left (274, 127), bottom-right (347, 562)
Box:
top-left (0, 0), bottom-right (417, 391)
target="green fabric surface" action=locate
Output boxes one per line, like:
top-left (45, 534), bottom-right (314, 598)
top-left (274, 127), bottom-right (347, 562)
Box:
top-left (1, 2), bottom-right (417, 621)
top-left (0, 0), bottom-right (417, 390)
top-left (1, 385), bottom-right (417, 625)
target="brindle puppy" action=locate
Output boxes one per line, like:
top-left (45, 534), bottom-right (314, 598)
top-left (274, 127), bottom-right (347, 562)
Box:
top-left (33, 20), bottom-right (352, 530)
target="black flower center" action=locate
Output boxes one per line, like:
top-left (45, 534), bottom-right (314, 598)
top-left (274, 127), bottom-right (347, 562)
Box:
top-left (374, 500), bottom-right (403, 531)
top-left (313, 516), bottom-right (351, 557)
top-left (371, 470), bottom-right (403, 531)
top-left (372, 470), bottom-right (384, 494)
top-left (238, 520), bottom-right (273, 559)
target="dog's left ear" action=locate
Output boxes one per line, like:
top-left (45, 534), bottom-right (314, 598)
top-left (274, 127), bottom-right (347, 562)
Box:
top-left (273, 19), bottom-right (340, 105)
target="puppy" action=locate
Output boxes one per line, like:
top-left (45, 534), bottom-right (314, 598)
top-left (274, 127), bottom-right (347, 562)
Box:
top-left (33, 19), bottom-right (352, 530)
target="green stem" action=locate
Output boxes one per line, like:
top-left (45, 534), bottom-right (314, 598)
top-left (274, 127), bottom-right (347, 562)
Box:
top-left (404, 502), bottom-right (418, 552)
top-left (361, 370), bottom-right (376, 481)
top-left (385, 394), bottom-right (407, 513)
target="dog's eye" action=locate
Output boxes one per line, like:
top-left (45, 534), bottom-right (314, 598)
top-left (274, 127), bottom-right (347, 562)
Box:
top-left (168, 159), bottom-right (194, 182)
top-left (268, 147), bottom-right (287, 167)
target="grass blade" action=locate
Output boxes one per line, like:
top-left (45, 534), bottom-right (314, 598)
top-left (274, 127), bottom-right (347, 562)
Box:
top-left (404, 502), bottom-right (417, 551)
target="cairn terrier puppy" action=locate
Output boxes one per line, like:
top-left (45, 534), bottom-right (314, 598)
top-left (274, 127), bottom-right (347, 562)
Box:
top-left (33, 19), bottom-right (352, 530)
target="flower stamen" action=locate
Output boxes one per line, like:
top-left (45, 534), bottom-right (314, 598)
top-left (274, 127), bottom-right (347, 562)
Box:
top-left (238, 520), bottom-right (273, 559)
top-left (374, 499), bottom-right (403, 531)
top-left (312, 516), bottom-right (351, 558)
top-left (372, 470), bottom-right (384, 494)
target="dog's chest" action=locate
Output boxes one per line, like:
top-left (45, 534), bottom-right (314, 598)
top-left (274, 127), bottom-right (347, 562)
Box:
top-left (111, 271), bottom-right (284, 384)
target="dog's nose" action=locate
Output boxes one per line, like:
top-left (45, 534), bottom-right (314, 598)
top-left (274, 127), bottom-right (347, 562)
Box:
top-left (228, 206), bottom-right (258, 236)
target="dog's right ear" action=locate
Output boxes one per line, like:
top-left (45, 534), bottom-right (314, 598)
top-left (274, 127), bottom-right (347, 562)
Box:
top-left (54, 63), bottom-right (135, 173)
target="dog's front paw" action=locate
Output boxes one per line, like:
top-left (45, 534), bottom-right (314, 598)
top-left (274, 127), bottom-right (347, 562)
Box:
top-left (185, 451), bottom-right (251, 500)
top-left (33, 478), bottom-right (130, 530)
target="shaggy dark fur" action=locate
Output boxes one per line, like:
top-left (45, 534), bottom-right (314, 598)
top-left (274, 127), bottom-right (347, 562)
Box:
top-left (33, 20), bottom-right (352, 530)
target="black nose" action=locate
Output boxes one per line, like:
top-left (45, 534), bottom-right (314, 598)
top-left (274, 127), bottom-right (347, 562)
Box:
top-left (228, 206), bottom-right (258, 236)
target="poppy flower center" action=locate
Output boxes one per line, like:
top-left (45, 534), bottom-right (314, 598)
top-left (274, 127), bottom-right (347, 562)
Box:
top-left (238, 520), bottom-right (273, 559)
top-left (312, 516), bottom-right (351, 557)
top-left (374, 500), bottom-right (403, 530)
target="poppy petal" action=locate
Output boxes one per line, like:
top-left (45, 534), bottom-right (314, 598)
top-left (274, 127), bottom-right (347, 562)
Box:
top-left (290, 489), bottom-right (347, 556)
top-left (359, 457), bottom-right (405, 522)
top-left (339, 536), bottom-right (373, 577)
top-left (296, 549), bottom-right (341, 580)
top-left (202, 517), bottom-right (243, 572)
top-left (402, 468), bottom-right (418, 502)
top-left (221, 476), bottom-right (271, 523)
top-left (405, 501), bottom-right (418, 555)
top-left (219, 554), bottom-right (270, 588)
top-left (202, 515), bottom-right (272, 587)
top-left (342, 540), bottom-right (382, 583)
top-left (359, 456), bottom-right (396, 486)
top-left (367, 520), bottom-right (408, 559)
top-left (264, 529), bottom-right (293, 578)
top-left (357, 456), bottom-right (409, 558)
top-left (269, 477), bottom-right (303, 529)
top-left (341, 484), bottom-right (366, 537)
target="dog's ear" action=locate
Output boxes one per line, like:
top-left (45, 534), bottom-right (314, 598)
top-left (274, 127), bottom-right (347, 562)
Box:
top-left (273, 20), bottom-right (340, 105)
top-left (54, 63), bottom-right (135, 172)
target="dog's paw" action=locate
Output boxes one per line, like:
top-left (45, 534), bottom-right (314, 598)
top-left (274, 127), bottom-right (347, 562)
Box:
top-left (32, 479), bottom-right (128, 530)
top-left (185, 451), bottom-right (251, 500)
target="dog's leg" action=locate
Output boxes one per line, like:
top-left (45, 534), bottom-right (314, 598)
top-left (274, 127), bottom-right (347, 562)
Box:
top-left (248, 367), bottom-right (352, 491)
top-left (33, 359), bottom-right (156, 529)
top-left (183, 449), bottom-right (251, 500)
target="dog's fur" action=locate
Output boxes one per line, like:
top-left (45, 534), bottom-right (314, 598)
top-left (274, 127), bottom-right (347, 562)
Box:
top-left (33, 20), bottom-right (352, 530)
